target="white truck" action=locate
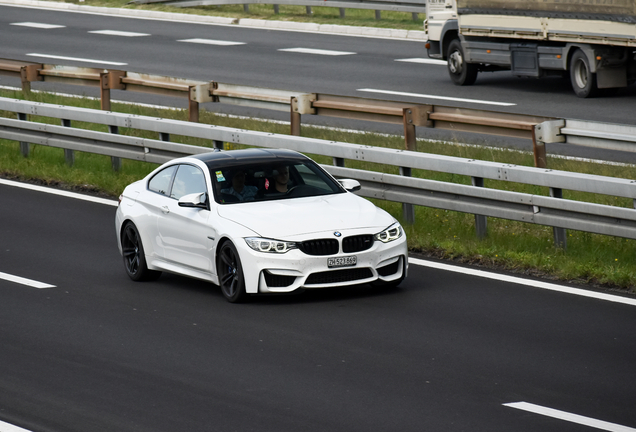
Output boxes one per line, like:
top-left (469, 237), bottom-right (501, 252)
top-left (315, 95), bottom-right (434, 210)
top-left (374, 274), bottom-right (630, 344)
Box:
top-left (424, 0), bottom-right (636, 97)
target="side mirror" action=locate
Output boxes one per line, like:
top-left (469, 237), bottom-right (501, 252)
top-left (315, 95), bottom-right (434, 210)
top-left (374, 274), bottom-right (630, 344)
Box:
top-left (178, 192), bottom-right (208, 209)
top-left (338, 179), bottom-right (361, 192)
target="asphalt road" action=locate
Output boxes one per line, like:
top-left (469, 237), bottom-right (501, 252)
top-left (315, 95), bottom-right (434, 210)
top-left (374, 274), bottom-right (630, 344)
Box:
top-left (1, 181), bottom-right (636, 432)
top-left (1, 3), bottom-right (635, 162)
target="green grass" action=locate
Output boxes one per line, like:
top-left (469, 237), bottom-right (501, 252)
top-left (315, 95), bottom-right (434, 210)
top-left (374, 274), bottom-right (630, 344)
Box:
top-left (1, 88), bottom-right (635, 292)
top-left (53, 0), bottom-right (425, 30)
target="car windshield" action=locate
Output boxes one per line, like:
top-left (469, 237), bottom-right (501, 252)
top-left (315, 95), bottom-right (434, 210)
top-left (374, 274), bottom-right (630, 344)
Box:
top-left (210, 160), bottom-right (344, 204)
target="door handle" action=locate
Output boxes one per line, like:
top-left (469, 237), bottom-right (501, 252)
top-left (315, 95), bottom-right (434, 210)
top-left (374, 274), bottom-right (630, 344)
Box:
top-left (161, 206), bottom-right (170, 214)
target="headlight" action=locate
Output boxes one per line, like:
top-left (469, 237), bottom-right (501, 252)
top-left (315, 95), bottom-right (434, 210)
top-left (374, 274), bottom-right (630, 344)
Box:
top-left (375, 223), bottom-right (403, 243)
top-left (245, 237), bottom-right (296, 253)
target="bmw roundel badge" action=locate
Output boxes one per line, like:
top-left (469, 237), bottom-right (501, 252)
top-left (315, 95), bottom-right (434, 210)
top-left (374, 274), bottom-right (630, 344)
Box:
top-left (334, 231), bottom-right (342, 237)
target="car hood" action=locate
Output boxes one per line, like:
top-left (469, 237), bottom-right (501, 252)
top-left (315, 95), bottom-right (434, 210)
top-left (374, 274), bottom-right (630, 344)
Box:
top-left (216, 193), bottom-right (394, 239)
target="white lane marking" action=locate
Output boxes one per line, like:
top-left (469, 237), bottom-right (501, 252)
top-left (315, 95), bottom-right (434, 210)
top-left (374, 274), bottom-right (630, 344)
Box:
top-left (278, 47), bottom-right (356, 56)
top-left (395, 58), bottom-right (447, 65)
top-left (0, 419), bottom-right (34, 432)
top-left (357, 88), bottom-right (516, 107)
top-left (0, 178), bottom-right (118, 207)
top-left (89, 30), bottom-right (150, 37)
top-left (504, 402), bottom-right (636, 432)
top-left (0, 271), bottom-right (55, 289)
top-left (357, 88), bottom-right (517, 106)
top-left (410, 258), bottom-right (636, 307)
top-left (178, 38), bottom-right (245, 46)
top-left (25, 53), bottom-right (127, 66)
top-left (10, 22), bottom-right (65, 29)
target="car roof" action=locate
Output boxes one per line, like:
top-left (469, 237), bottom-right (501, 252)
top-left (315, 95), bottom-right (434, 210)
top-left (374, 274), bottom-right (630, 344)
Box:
top-left (192, 148), bottom-right (310, 170)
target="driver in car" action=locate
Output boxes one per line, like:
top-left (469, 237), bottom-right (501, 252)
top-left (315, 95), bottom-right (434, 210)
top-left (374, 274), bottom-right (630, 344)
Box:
top-left (264, 165), bottom-right (290, 194)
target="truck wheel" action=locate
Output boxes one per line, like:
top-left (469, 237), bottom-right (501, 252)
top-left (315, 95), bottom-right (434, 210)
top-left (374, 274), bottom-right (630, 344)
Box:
top-left (570, 50), bottom-right (598, 98)
top-left (447, 39), bottom-right (478, 86)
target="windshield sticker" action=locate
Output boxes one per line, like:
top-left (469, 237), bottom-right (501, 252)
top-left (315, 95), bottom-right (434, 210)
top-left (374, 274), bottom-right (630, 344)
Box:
top-left (216, 171), bottom-right (226, 182)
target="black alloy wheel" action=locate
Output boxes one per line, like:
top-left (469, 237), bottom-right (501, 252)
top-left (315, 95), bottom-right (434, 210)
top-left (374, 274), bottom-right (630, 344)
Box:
top-left (121, 222), bottom-right (161, 281)
top-left (217, 241), bottom-right (248, 303)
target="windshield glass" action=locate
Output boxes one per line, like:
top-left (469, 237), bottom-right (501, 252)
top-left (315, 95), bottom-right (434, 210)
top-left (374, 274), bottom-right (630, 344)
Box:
top-left (210, 160), bottom-right (344, 204)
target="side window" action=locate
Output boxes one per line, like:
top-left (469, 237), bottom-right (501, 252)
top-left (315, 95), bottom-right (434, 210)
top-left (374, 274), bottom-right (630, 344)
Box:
top-left (148, 165), bottom-right (177, 196)
top-left (170, 165), bottom-right (207, 200)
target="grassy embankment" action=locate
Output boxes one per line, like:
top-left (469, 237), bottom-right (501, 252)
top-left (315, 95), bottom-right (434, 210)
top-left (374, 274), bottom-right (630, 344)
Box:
top-left (48, 0), bottom-right (426, 30)
top-left (0, 89), bottom-right (635, 291)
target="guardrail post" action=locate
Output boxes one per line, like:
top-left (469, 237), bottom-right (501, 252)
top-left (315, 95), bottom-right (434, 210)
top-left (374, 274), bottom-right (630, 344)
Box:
top-left (213, 140), bottom-right (224, 150)
top-left (375, 10), bottom-right (381, 20)
top-left (17, 113), bottom-right (30, 157)
top-left (550, 187), bottom-right (567, 249)
top-left (273, 4), bottom-right (279, 13)
top-left (339, 8), bottom-right (345, 18)
top-left (333, 157), bottom-right (345, 167)
top-left (188, 88), bottom-right (200, 123)
top-left (402, 108), bottom-right (417, 151)
top-left (243, 4), bottom-right (249, 12)
top-left (412, 13), bottom-right (418, 21)
top-left (109, 125), bottom-right (122, 172)
top-left (531, 126), bottom-right (547, 168)
top-left (100, 72), bottom-right (111, 112)
top-left (19, 65), bottom-right (42, 97)
top-left (306, 6), bottom-right (312, 14)
top-left (160, 132), bottom-right (170, 142)
top-left (400, 167), bottom-right (415, 224)
top-left (291, 107), bottom-right (301, 136)
top-left (61, 119), bottom-right (75, 166)
top-left (472, 177), bottom-right (488, 239)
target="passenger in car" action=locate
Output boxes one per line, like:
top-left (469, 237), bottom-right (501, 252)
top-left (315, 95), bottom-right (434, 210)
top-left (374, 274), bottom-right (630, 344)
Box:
top-left (221, 169), bottom-right (258, 202)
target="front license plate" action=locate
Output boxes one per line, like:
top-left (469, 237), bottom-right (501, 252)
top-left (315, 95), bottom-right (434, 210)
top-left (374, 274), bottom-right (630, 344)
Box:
top-left (328, 256), bottom-right (357, 268)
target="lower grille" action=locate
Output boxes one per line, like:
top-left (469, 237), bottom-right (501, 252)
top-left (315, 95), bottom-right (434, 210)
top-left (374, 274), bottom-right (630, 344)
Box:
top-left (264, 271), bottom-right (296, 287)
top-left (305, 268), bottom-right (373, 285)
top-left (377, 259), bottom-right (400, 277)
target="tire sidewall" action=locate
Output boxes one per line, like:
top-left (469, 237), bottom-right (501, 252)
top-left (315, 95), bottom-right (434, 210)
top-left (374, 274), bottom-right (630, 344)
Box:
top-left (218, 241), bottom-right (247, 303)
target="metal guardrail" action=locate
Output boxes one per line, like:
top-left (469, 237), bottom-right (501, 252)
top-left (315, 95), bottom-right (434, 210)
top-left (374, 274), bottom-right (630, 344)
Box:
top-left (1, 97), bottom-right (636, 248)
top-left (0, 59), bottom-right (559, 165)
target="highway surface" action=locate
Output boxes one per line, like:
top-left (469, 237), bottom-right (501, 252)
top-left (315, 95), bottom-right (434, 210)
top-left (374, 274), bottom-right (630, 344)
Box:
top-left (1, 178), bottom-right (636, 432)
top-left (1, 3), bottom-right (636, 164)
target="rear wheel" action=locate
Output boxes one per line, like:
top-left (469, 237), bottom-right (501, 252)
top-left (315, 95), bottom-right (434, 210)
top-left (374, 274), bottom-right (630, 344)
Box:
top-left (570, 50), bottom-right (598, 98)
top-left (121, 222), bottom-right (161, 281)
top-left (217, 241), bottom-right (248, 303)
top-left (447, 39), bottom-right (478, 86)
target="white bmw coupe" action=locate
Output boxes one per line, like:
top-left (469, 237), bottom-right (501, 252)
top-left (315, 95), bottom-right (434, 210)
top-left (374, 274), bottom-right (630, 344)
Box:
top-left (116, 148), bottom-right (408, 302)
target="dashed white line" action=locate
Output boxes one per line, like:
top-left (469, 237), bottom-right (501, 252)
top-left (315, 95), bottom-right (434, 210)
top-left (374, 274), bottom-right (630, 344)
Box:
top-left (278, 47), bottom-right (356, 56)
top-left (10, 22), bottom-right (65, 29)
top-left (25, 53), bottom-right (127, 66)
top-left (411, 258), bottom-right (636, 307)
top-left (357, 88), bottom-right (516, 106)
top-left (89, 30), bottom-right (150, 37)
top-left (0, 271), bottom-right (55, 289)
top-left (504, 402), bottom-right (636, 432)
top-left (178, 38), bottom-right (245, 46)
top-left (395, 58), bottom-right (447, 65)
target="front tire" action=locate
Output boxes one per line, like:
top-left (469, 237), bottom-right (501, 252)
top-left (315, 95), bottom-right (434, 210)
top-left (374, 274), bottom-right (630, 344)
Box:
top-left (447, 39), bottom-right (478, 86)
top-left (570, 50), bottom-right (598, 98)
top-left (121, 222), bottom-right (161, 281)
top-left (217, 241), bottom-right (248, 303)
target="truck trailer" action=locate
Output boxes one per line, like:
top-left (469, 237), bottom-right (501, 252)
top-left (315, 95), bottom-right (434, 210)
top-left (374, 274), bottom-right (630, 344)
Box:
top-left (425, 0), bottom-right (636, 97)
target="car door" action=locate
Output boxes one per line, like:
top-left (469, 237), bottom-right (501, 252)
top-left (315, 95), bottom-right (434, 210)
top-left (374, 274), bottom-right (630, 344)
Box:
top-left (157, 164), bottom-right (216, 273)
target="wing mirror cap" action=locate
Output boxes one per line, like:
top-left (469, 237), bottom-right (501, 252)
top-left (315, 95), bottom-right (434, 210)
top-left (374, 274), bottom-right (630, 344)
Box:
top-left (178, 192), bottom-right (208, 209)
top-left (339, 179), bottom-right (361, 192)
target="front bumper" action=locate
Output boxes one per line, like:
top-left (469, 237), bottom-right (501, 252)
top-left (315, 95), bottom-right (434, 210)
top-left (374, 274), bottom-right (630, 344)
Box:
top-left (236, 233), bottom-right (408, 294)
